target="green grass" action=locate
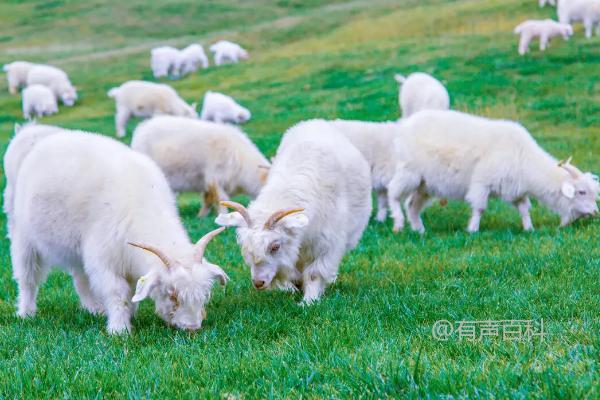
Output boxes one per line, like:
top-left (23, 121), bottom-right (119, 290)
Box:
top-left (0, 0), bottom-right (599, 398)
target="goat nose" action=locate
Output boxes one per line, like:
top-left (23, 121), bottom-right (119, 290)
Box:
top-left (253, 279), bottom-right (266, 289)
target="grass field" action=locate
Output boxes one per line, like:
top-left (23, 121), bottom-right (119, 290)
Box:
top-left (0, 0), bottom-right (598, 398)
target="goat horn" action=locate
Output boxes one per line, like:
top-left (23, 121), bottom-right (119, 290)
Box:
top-left (194, 227), bottom-right (225, 262)
top-left (128, 242), bottom-right (173, 268)
top-left (220, 200), bottom-right (252, 226)
top-left (558, 156), bottom-right (573, 166)
top-left (264, 208), bottom-right (305, 230)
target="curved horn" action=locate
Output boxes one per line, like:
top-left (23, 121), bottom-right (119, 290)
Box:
top-left (128, 242), bottom-right (173, 268)
top-left (264, 208), bottom-right (305, 230)
top-left (558, 156), bottom-right (580, 179)
top-left (194, 227), bottom-right (226, 262)
top-left (220, 200), bottom-right (252, 226)
top-left (558, 156), bottom-right (573, 166)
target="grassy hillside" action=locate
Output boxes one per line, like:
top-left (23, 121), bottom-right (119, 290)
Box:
top-left (0, 0), bottom-right (598, 397)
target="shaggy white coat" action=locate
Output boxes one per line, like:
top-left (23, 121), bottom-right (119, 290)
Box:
top-left (178, 44), bottom-right (209, 75)
top-left (26, 64), bottom-right (77, 106)
top-left (558, 0), bottom-right (600, 38)
top-left (107, 80), bottom-right (197, 137)
top-left (3, 61), bottom-right (36, 94)
top-left (394, 72), bottom-right (449, 118)
top-left (200, 91), bottom-right (251, 124)
top-left (216, 119), bottom-right (372, 303)
top-left (514, 19), bottom-right (573, 55)
top-left (209, 40), bottom-right (249, 66)
top-left (8, 131), bottom-right (228, 334)
top-left (131, 116), bottom-right (269, 216)
top-left (22, 84), bottom-right (59, 120)
top-left (388, 110), bottom-right (600, 233)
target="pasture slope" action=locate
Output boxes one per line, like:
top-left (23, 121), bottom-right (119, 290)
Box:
top-left (0, 0), bottom-right (598, 398)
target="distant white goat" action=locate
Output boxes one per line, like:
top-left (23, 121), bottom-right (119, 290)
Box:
top-left (26, 64), bottom-right (77, 106)
top-left (9, 131), bottom-right (228, 333)
top-left (22, 84), bottom-right (59, 120)
top-left (178, 44), bottom-right (209, 75)
top-left (131, 116), bottom-right (269, 216)
top-left (200, 91), bottom-right (251, 124)
top-left (558, 0), bottom-right (600, 38)
top-left (388, 110), bottom-right (599, 233)
top-left (107, 80), bottom-right (197, 137)
top-left (394, 72), bottom-right (449, 118)
top-left (514, 19), bottom-right (573, 55)
top-left (209, 40), bottom-right (249, 66)
top-left (216, 119), bottom-right (372, 304)
top-left (3, 61), bottom-right (36, 94)
top-left (151, 46), bottom-right (180, 78)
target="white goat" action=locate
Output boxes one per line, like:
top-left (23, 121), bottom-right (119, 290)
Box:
top-left (558, 0), bottom-right (600, 38)
top-left (26, 64), bottom-right (77, 106)
top-left (209, 40), bottom-right (249, 66)
top-left (215, 119), bottom-right (372, 303)
top-left (178, 44), bottom-right (209, 75)
top-left (3, 123), bottom-right (66, 238)
top-left (22, 84), bottom-right (59, 120)
top-left (514, 19), bottom-right (573, 55)
top-left (200, 91), bottom-right (251, 124)
top-left (131, 116), bottom-right (269, 216)
top-left (3, 61), bottom-right (36, 94)
top-left (107, 80), bottom-right (197, 137)
top-left (388, 110), bottom-right (600, 233)
top-left (539, 0), bottom-right (556, 7)
top-left (394, 72), bottom-right (449, 118)
top-left (151, 46), bottom-right (180, 78)
top-left (9, 131), bottom-right (228, 334)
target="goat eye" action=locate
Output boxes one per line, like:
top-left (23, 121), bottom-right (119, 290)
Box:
top-left (268, 242), bottom-right (280, 254)
top-left (578, 190), bottom-right (587, 195)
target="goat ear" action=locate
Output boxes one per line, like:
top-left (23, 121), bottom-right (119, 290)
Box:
top-left (561, 181), bottom-right (575, 199)
top-left (132, 271), bottom-right (160, 303)
top-left (215, 211), bottom-right (247, 227)
top-left (206, 264), bottom-right (228, 286)
top-left (280, 213), bottom-right (309, 232)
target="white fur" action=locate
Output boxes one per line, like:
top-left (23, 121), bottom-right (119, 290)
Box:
top-left (3, 61), bottom-right (36, 94)
top-left (558, 0), bottom-right (600, 38)
top-left (514, 19), bottom-right (573, 55)
top-left (3, 123), bottom-right (66, 238)
top-left (215, 119), bottom-right (372, 304)
top-left (328, 119), bottom-right (400, 223)
top-left (107, 80), bottom-right (197, 137)
top-left (22, 84), bottom-right (59, 120)
top-left (539, 0), bottom-right (556, 7)
top-left (394, 72), bottom-right (449, 118)
top-left (178, 44), bottom-right (209, 75)
top-left (8, 131), bottom-right (228, 334)
top-left (209, 40), bottom-right (249, 66)
top-left (200, 91), bottom-right (251, 124)
top-left (388, 110), bottom-right (600, 233)
top-left (131, 116), bottom-right (269, 216)
top-left (150, 46), bottom-right (180, 78)
top-left (26, 64), bottom-right (77, 106)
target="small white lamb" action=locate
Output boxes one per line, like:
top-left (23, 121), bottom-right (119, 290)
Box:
top-left (26, 64), bottom-right (77, 106)
top-left (131, 116), bottom-right (269, 216)
top-left (22, 84), bottom-right (59, 120)
top-left (514, 19), bottom-right (573, 55)
top-left (178, 44), bottom-right (209, 75)
top-left (8, 131), bottom-right (228, 333)
top-left (3, 61), bottom-right (36, 94)
top-left (151, 46), bottom-right (180, 78)
top-left (200, 91), bottom-right (251, 124)
top-left (558, 0), bottom-right (600, 38)
top-left (107, 80), bottom-right (197, 137)
top-left (209, 40), bottom-right (249, 66)
top-left (388, 110), bottom-right (599, 233)
top-left (215, 119), bottom-right (372, 304)
top-left (394, 72), bottom-right (449, 118)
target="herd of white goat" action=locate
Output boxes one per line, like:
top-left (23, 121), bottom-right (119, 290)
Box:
top-left (1, 1), bottom-right (599, 334)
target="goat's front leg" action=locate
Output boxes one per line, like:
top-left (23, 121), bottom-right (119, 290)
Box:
top-left (465, 184), bottom-right (490, 233)
top-left (301, 251), bottom-right (342, 305)
top-left (514, 197), bottom-right (534, 231)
